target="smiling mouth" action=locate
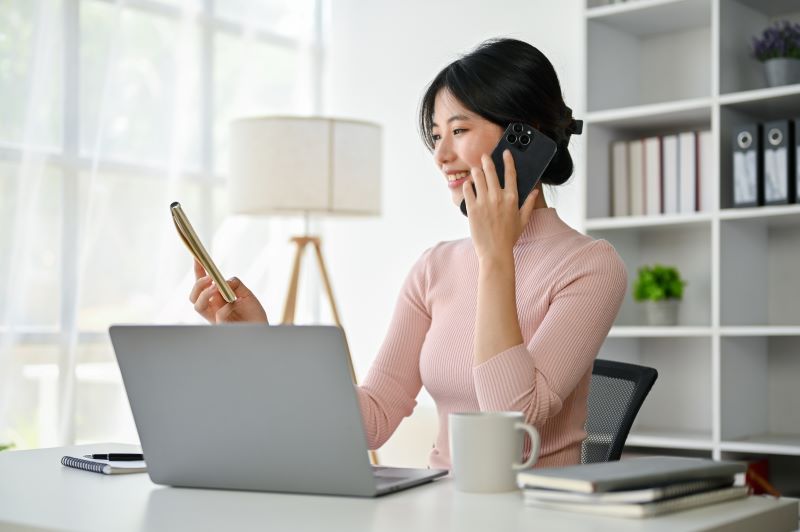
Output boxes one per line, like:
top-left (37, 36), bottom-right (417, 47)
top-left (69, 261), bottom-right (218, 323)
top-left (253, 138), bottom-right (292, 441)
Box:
top-left (447, 171), bottom-right (470, 182)
top-left (447, 172), bottom-right (470, 189)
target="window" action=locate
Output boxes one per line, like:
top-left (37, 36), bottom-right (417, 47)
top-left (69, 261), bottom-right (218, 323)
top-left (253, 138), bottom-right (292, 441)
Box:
top-left (0, 0), bottom-right (321, 447)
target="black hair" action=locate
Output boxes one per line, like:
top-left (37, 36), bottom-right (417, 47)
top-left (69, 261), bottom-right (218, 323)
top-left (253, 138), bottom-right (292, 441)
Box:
top-left (418, 38), bottom-right (582, 186)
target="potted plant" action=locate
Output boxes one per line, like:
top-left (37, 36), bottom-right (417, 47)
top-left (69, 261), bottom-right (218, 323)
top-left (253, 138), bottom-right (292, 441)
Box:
top-left (751, 20), bottom-right (800, 87)
top-left (633, 264), bottom-right (686, 326)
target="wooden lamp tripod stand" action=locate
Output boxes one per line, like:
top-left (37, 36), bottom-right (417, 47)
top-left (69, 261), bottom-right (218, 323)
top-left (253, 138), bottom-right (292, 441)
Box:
top-left (280, 235), bottom-right (379, 465)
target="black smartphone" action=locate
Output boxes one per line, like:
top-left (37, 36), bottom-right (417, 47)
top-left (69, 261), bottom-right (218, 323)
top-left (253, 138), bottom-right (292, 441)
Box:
top-left (460, 122), bottom-right (558, 216)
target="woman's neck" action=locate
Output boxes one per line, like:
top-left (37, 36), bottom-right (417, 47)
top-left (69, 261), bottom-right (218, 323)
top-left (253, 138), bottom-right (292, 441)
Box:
top-left (533, 184), bottom-right (548, 209)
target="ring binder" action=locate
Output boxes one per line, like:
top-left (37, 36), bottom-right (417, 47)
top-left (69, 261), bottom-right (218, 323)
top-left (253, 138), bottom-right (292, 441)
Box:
top-left (762, 119), bottom-right (794, 205)
top-left (731, 124), bottom-right (762, 208)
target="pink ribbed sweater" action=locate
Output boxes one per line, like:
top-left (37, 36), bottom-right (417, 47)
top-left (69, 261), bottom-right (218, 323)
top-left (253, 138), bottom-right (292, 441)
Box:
top-left (356, 208), bottom-right (627, 470)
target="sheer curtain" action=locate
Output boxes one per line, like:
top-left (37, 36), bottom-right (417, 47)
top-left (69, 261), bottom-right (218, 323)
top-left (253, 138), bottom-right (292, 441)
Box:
top-left (0, 0), bottom-right (322, 448)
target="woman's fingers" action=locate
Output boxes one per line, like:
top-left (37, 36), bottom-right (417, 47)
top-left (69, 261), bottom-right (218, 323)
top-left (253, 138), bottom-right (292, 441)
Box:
top-left (194, 259), bottom-right (206, 280)
top-left (194, 283), bottom-right (222, 316)
top-left (462, 178), bottom-right (477, 213)
top-left (189, 275), bottom-right (212, 304)
top-left (470, 163), bottom-right (488, 200)
top-left (502, 149), bottom-right (519, 202)
top-left (481, 153), bottom-right (502, 200)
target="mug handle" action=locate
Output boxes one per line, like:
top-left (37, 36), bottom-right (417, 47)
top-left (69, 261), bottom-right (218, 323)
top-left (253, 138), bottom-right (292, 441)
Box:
top-left (512, 421), bottom-right (541, 471)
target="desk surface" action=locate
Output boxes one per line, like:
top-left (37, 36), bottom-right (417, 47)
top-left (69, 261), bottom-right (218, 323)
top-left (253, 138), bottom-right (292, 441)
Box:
top-left (0, 443), bottom-right (797, 532)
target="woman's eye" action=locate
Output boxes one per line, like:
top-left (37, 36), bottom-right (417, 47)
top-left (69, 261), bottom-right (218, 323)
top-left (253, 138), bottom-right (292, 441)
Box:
top-left (453, 128), bottom-right (466, 135)
top-left (431, 134), bottom-right (441, 142)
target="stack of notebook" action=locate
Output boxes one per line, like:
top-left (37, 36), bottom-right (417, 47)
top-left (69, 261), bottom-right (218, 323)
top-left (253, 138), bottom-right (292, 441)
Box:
top-left (517, 456), bottom-right (748, 518)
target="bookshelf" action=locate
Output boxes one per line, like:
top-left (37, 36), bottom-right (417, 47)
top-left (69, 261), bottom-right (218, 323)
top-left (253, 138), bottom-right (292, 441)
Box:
top-left (582, 0), bottom-right (800, 495)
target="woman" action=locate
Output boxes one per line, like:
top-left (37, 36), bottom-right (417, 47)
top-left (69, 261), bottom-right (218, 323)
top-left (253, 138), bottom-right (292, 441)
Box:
top-left (190, 38), bottom-right (627, 469)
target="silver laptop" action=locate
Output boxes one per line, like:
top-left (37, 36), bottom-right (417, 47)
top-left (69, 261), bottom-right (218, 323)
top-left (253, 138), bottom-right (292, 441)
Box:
top-left (109, 324), bottom-right (447, 497)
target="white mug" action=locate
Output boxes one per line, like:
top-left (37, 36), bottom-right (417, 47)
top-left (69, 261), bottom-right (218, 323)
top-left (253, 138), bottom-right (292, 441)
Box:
top-left (449, 411), bottom-right (541, 493)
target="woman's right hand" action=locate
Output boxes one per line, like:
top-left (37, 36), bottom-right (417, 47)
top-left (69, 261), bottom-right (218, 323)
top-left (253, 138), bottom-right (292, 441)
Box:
top-left (189, 260), bottom-right (269, 324)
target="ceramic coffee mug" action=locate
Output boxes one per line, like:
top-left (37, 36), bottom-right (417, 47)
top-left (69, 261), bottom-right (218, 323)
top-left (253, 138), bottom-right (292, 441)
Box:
top-left (449, 411), bottom-right (541, 492)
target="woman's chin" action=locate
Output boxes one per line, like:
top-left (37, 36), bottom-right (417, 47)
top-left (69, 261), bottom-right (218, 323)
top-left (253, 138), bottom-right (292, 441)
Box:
top-left (450, 191), bottom-right (465, 208)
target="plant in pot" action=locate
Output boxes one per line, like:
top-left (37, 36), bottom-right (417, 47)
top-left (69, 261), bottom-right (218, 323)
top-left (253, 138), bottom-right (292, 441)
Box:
top-left (633, 264), bottom-right (686, 326)
top-left (751, 20), bottom-right (800, 87)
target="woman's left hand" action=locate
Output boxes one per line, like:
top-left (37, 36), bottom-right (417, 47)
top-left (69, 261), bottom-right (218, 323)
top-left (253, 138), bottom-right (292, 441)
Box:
top-left (462, 150), bottom-right (538, 262)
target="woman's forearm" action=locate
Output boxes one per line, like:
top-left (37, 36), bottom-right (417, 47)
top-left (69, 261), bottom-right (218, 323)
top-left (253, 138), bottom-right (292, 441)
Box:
top-left (473, 253), bottom-right (524, 366)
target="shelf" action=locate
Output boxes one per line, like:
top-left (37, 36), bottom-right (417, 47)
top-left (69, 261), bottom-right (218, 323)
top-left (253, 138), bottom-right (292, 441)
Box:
top-left (609, 326), bottom-right (712, 338)
top-left (585, 98), bottom-right (712, 131)
top-left (585, 212), bottom-right (712, 231)
top-left (721, 327), bottom-right (800, 337)
top-left (626, 428), bottom-right (714, 450)
top-left (719, 205), bottom-right (800, 227)
top-left (584, 0), bottom-right (800, 469)
top-left (719, 83), bottom-right (800, 122)
top-left (586, 0), bottom-right (711, 37)
top-left (731, 0), bottom-right (800, 16)
top-left (721, 434), bottom-right (800, 456)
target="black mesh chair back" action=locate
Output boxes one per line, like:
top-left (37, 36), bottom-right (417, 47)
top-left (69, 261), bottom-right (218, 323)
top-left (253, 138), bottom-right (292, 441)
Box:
top-left (581, 359), bottom-right (658, 464)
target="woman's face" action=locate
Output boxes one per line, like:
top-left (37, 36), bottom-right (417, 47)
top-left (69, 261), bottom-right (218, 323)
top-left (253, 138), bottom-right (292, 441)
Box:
top-left (431, 89), bottom-right (504, 207)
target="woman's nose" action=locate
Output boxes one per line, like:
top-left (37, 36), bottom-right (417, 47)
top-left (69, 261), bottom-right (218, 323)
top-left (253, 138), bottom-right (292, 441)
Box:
top-left (434, 137), bottom-right (454, 166)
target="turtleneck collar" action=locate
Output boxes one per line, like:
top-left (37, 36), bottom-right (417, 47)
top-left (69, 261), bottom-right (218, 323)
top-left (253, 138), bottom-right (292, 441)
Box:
top-left (516, 207), bottom-right (571, 244)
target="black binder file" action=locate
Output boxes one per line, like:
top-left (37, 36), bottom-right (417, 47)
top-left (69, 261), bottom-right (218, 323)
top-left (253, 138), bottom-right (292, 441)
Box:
top-left (795, 118), bottom-right (800, 203)
top-left (762, 119), bottom-right (795, 205)
top-left (732, 124), bottom-right (762, 207)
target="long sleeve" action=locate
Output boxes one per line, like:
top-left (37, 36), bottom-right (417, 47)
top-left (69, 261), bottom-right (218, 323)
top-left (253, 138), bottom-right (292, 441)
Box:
top-left (355, 208), bottom-right (626, 469)
top-left (472, 240), bottom-right (627, 428)
top-left (356, 249), bottom-right (433, 450)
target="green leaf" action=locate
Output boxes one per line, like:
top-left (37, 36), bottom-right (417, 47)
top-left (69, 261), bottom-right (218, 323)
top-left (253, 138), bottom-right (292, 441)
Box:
top-left (632, 264), bottom-right (687, 302)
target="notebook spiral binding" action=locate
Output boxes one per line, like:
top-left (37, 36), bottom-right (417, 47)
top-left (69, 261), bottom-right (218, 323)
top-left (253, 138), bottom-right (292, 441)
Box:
top-left (61, 456), bottom-right (106, 474)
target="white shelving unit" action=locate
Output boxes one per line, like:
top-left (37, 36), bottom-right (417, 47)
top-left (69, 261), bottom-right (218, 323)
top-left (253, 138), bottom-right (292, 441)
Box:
top-left (582, 0), bottom-right (800, 494)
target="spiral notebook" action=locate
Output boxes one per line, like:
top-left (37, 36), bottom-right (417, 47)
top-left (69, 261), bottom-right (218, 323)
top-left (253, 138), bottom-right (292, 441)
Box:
top-left (61, 455), bottom-right (147, 475)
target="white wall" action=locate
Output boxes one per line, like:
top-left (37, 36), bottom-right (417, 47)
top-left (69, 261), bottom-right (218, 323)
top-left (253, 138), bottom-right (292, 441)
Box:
top-left (320, 0), bottom-right (584, 466)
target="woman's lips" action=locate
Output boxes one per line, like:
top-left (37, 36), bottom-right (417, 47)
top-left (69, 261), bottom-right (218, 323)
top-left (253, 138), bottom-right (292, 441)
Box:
top-left (448, 176), bottom-right (469, 189)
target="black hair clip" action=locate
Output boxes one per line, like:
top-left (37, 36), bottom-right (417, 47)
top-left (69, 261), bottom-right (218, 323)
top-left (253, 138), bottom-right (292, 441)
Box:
top-left (567, 119), bottom-right (583, 135)
top-left (562, 106), bottom-right (583, 136)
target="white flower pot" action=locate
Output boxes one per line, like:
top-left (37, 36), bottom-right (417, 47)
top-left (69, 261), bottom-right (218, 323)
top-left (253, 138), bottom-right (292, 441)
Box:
top-left (764, 58), bottom-right (800, 87)
top-left (644, 300), bottom-right (680, 326)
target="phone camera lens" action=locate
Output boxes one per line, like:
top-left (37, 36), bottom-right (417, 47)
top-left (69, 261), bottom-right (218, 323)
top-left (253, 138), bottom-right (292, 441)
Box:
top-left (512, 123), bottom-right (523, 133)
top-left (506, 134), bottom-right (517, 144)
top-left (519, 135), bottom-right (531, 146)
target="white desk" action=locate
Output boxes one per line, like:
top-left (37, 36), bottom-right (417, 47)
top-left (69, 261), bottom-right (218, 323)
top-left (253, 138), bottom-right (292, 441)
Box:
top-left (0, 443), bottom-right (797, 532)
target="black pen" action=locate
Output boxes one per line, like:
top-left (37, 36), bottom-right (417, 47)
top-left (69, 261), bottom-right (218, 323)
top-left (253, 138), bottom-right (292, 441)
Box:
top-left (87, 453), bottom-right (144, 461)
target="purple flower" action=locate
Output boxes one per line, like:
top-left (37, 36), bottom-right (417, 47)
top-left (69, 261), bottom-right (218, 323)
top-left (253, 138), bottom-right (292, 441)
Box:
top-left (752, 20), bottom-right (800, 61)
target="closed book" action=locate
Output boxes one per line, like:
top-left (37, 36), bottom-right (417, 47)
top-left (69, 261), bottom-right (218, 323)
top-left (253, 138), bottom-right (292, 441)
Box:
top-left (678, 131), bottom-right (696, 213)
top-left (516, 456), bottom-right (746, 494)
top-left (522, 476), bottom-right (734, 504)
top-left (61, 455), bottom-right (147, 475)
top-left (697, 130), bottom-right (714, 212)
top-left (524, 485), bottom-right (748, 519)
top-left (611, 141), bottom-right (629, 216)
top-left (628, 139), bottom-right (645, 216)
top-left (644, 136), bottom-right (662, 215)
top-left (662, 135), bottom-right (680, 214)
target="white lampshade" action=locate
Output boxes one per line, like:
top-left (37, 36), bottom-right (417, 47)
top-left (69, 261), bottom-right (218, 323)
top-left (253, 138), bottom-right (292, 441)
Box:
top-left (228, 116), bottom-right (382, 216)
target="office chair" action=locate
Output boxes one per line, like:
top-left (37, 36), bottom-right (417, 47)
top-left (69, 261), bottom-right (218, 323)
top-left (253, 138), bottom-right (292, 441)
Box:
top-left (581, 358), bottom-right (658, 464)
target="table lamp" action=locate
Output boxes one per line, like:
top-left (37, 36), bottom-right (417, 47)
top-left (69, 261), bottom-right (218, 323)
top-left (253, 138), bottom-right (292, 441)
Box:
top-left (228, 117), bottom-right (381, 460)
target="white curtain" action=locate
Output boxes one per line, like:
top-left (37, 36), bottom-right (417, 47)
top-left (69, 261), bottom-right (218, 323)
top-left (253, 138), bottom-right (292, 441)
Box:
top-left (0, 0), bottom-right (322, 448)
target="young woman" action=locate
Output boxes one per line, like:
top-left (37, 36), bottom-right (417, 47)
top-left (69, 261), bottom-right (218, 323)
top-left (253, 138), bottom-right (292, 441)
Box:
top-left (190, 38), bottom-right (627, 469)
